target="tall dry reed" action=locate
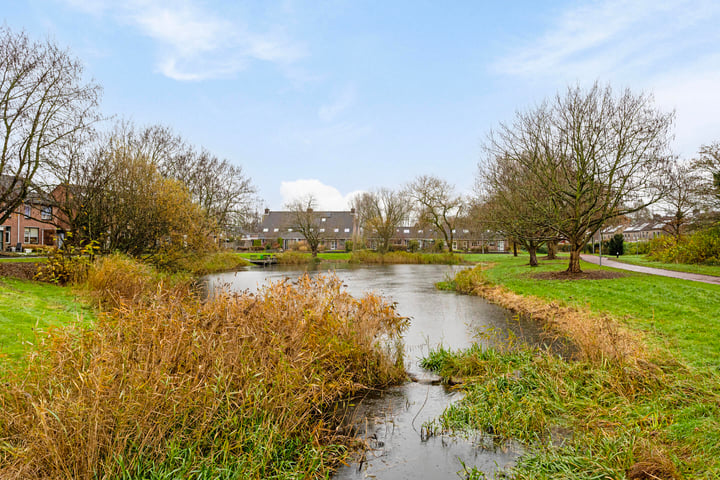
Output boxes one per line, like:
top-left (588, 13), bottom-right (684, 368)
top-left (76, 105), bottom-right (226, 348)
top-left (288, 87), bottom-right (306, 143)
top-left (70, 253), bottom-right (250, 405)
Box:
top-left (0, 256), bottom-right (407, 479)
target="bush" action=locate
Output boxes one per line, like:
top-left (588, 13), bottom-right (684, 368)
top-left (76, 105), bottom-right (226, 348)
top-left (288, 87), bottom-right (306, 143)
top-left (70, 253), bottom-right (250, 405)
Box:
top-left (648, 227), bottom-right (720, 265)
top-left (34, 242), bottom-right (98, 285)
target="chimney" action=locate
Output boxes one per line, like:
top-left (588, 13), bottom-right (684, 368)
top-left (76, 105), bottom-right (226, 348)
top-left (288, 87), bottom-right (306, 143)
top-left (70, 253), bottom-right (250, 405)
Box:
top-left (350, 207), bottom-right (356, 214)
top-left (264, 208), bottom-right (270, 214)
top-left (307, 208), bottom-right (313, 213)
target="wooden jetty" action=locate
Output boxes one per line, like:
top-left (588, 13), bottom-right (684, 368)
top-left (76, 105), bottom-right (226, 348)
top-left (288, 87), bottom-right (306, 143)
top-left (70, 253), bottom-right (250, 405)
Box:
top-left (247, 254), bottom-right (278, 266)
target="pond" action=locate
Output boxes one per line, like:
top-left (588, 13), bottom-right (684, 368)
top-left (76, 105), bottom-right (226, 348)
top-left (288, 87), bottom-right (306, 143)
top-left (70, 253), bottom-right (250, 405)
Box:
top-left (206, 263), bottom-right (553, 479)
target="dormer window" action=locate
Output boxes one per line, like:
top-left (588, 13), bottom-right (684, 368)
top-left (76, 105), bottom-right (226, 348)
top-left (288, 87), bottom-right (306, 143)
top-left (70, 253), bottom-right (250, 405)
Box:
top-left (321, 218), bottom-right (326, 222)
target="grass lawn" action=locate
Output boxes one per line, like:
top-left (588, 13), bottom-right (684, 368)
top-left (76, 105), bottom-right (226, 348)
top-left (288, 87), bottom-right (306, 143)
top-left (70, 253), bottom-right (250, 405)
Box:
top-left (0, 277), bottom-right (95, 361)
top-left (609, 253), bottom-right (720, 277)
top-left (0, 256), bottom-right (46, 262)
top-left (425, 252), bottom-right (720, 478)
top-left (476, 253), bottom-right (720, 368)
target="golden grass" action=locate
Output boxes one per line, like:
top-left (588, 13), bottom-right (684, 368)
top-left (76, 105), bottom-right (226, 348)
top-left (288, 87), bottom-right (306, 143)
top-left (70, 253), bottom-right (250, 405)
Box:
top-left (0, 256), bottom-right (407, 479)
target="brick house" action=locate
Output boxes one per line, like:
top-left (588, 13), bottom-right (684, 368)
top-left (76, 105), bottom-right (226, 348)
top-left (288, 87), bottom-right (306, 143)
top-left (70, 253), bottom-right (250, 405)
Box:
top-left (0, 181), bottom-right (68, 252)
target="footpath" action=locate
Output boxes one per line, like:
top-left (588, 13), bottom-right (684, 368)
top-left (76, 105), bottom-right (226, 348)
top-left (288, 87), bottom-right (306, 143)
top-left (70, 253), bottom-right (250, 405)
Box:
top-left (580, 254), bottom-right (720, 285)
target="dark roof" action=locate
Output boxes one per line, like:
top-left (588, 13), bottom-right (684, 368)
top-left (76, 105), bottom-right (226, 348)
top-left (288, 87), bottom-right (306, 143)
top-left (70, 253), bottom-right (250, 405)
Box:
top-left (259, 210), bottom-right (355, 239)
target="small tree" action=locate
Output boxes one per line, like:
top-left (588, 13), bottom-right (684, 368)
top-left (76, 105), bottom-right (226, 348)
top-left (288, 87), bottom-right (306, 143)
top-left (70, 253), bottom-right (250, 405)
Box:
top-left (285, 195), bottom-right (325, 257)
top-left (352, 188), bottom-right (410, 254)
top-left (407, 175), bottom-right (465, 253)
top-left (608, 234), bottom-right (624, 257)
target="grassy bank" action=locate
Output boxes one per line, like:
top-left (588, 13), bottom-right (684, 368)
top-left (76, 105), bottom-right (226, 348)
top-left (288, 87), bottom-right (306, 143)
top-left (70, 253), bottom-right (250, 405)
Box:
top-left (0, 278), bottom-right (95, 361)
top-left (426, 254), bottom-right (720, 479)
top-left (0, 254), bottom-right (408, 479)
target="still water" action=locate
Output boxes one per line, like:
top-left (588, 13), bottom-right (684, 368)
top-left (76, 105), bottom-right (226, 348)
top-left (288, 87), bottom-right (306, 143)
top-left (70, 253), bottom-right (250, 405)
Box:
top-left (206, 264), bottom-right (549, 479)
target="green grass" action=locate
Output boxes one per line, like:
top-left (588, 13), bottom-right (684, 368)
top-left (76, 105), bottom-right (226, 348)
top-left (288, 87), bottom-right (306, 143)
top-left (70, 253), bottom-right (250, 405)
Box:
top-left (426, 254), bottom-right (720, 478)
top-left (0, 256), bottom-right (46, 262)
top-left (0, 277), bottom-right (95, 361)
top-left (473, 253), bottom-right (720, 369)
top-left (609, 253), bottom-right (720, 277)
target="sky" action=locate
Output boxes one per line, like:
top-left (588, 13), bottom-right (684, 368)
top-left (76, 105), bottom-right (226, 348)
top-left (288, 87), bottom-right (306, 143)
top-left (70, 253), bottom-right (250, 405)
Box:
top-left (4, 0), bottom-right (720, 210)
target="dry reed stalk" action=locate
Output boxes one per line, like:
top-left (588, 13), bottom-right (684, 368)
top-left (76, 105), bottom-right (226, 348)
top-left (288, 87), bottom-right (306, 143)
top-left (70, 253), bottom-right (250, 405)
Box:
top-left (467, 278), bottom-right (647, 364)
top-left (0, 256), bottom-right (407, 479)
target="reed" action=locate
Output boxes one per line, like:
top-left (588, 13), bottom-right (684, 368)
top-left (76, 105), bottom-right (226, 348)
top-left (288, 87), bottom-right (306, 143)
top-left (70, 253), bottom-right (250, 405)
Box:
top-left (0, 256), bottom-right (407, 479)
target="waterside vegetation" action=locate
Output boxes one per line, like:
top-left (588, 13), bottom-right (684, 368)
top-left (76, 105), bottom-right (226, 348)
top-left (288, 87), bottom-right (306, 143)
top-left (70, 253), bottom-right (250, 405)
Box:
top-left (428, 254), bottom-right (720, 478)
top-left (0, 255), bottom-right (408, 479)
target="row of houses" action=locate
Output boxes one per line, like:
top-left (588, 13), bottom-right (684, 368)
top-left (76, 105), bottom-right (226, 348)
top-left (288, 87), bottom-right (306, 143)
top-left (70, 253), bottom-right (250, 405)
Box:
top-left (590, 217), bottom-right (674, 244)
top-left (251, 208), bottom-right (510, 253)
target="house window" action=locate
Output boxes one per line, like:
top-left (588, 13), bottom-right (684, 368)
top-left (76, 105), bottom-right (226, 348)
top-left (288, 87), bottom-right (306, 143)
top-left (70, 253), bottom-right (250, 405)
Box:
top-left (262, 228), bottom-right (269, 232)
top-left (273, 228), bottom-right (279, 232)
top-left (330, 240), bottom-right (337, 250)
top-left (334, 228), bottom-right (339, 232)
top-left (321, 218), bottom-right (326, 222)
top-left (288, 228), bottom-right (293, 232)
top-left (403, 229), bottom-right (410, 233)
top-left (418, 229), bottom-right (423, 234)
top-left (24, 227), bottom-right (39, 244)
top-left (463, 229), bottom-right (469, 234)
top-left (319, 228), bottom-right (325, 232)
top-left (344, 228), bottom-right (350, 233)
top-left (41, 206), bottom-right (52, 220)
top-left (24, 205), bottom-right (31, 219)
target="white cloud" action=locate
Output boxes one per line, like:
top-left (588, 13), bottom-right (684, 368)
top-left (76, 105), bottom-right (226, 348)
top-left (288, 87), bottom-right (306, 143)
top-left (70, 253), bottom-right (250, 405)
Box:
top-left (280, 179), bottom-right (363, 210)
top-left (318, 85), bottom-right (357, 122)
top-left (494, 0), bottom-right (720, 79)
top-left (492, 0), bottom-right (720, 156)
top-left (60, 0), bottom-right (306, 81)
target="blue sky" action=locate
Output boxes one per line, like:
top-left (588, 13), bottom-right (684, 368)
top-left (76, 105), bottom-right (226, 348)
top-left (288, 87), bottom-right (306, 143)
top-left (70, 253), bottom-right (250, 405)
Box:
top-left (4, 0), bottom-right (720, 210)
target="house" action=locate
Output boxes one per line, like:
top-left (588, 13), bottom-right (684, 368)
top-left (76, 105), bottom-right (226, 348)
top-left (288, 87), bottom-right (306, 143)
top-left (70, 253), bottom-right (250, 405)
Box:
top-left (258, 208), bottom-right (358, 251)
top-left (0, 178), bottom-right (68, 252)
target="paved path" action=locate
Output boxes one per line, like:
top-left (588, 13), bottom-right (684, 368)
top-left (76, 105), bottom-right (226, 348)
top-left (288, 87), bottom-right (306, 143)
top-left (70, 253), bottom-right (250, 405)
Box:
top-left (580, 254), bottom-right (720, 285)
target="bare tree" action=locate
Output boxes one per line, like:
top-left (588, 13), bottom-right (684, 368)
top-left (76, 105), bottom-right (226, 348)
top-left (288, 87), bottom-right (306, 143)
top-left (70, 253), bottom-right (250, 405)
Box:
top-left (285, 195), bottom-right (325, 257)
top-left (486, 83), bottom-right (674, 273)
top-left (477, 155), bottom-right (556, 266)
top-left (352, 188), bottom-right (410, 253)
top-left (661, 160), bottom-right (703, 242)
top-left (406, 175), bottom-right (466, 253)
top-left (692, 141), bottom-right (720, 209)
top-left (0, 27), bottom-right (101, 224)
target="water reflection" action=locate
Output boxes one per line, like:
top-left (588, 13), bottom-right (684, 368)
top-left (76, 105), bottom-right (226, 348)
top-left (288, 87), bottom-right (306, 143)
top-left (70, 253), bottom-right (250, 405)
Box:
top-left (205, 264), bottom-right (552, 479)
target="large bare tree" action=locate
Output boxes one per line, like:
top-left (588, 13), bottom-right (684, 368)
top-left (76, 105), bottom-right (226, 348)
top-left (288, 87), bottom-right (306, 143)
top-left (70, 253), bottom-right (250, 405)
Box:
top-left (285, 195), bottom-right (325, 257)
top-left (0, 27), bottom-right (100, 224)
top-left (406, 175), bottom-right (466, 253)
top-left (486, 83), bottom-right (674, 273)
top-left (352, 188), bottom-right (410, 253)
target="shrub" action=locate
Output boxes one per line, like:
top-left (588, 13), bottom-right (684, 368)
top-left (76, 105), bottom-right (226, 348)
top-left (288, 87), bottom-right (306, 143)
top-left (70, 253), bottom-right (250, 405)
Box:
top-left (35, 242), bottom-right (99, 285)
top-left (648, 227), bottom-right (720, 265)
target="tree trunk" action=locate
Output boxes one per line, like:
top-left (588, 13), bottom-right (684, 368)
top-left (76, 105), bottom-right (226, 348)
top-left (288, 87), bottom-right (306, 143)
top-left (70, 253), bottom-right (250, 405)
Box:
top-left (546, 241), bottom-right (558, 260)
top-left (513, 242), bottom-right (518, 257)
top-left (566, 248), bottom-right (582, 273)
top-left (528, 245), bottom-right (538, 266)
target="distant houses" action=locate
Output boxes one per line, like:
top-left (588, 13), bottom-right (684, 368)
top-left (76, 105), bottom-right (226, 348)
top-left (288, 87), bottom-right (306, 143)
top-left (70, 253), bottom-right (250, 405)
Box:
top-left (590, 217), bottom-right (673, 244)
top-left (253, 208), bottom-right (511, 253)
